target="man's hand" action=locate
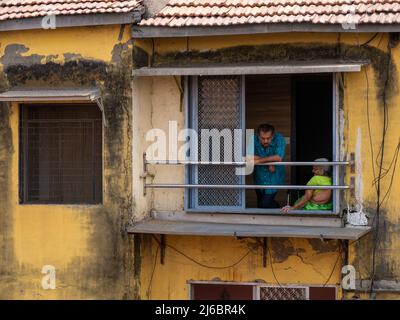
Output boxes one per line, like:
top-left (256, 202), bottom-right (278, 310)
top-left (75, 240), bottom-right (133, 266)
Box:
top-left (268, 165), bottom-right (275, 173)
top-left (247, 155), bottom-right (262, 165)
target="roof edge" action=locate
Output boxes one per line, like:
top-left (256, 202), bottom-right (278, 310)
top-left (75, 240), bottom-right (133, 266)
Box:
top-left (0, 11), bottom-right (144, 32)
top-left (132, 23), bottom-right (400, 38)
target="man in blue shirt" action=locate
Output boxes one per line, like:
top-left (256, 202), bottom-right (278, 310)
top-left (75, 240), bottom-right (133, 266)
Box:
top-left (248, 124), bottom-right (286, 208)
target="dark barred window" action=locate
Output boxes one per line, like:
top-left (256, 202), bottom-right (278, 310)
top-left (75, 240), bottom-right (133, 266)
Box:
top-left (20, 104), bottom-right (102, 204)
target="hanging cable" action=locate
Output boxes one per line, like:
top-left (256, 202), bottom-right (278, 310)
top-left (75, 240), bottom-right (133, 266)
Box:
top-left (361, 33), bottom-right (379, 47)
top-left (146, 245), bottom-right (159, 299)
top-left (364, 67), bottom-right (378, 195)
top-left (369, 40), bottom-right (393, 297)
top-left (323, 244), bottom-right (342, 287)
top-left (267, 241), bottom-right (282, 287)
top-left (151, 235), bottom-right (251, 269)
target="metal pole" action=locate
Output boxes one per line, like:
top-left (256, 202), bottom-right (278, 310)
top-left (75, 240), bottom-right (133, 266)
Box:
top-left (144, 160), bottom-right (350, 166)
top-left (145, 184), bottom-right (350, 190)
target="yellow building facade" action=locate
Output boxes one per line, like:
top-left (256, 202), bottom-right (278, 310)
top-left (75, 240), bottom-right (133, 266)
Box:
top-left (131, 32), bottom-right (400, 300)
top-left (0, 24), bottom-right (138, 299)
top-left (0, 1), bottom-right (399, 300)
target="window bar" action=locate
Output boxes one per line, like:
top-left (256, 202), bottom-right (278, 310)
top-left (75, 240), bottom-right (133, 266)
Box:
top-left (145, 184), bottom-right (350, 190)
top-left (145, 160), bottom-right (350, 166)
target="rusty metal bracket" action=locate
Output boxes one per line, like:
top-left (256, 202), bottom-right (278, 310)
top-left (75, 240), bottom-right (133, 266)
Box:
top-left (350, 152), bottom-right (355, 174)
top-left (350, 176), bottom-right (356, 198)
top-left (141, 152), bottom-right (155, 196)
top-left (263, 237), bottom-right (268, 268)
top-left (160, 234), bottom-right (166, 265)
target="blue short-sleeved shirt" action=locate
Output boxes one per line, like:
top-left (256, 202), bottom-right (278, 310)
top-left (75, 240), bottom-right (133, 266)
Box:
top-left (247, 132), bottom-right (286, 194)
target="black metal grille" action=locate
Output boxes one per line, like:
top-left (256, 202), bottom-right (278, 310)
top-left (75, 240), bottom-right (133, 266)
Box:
top-left (259, 286), bottom-right (307, 300)
top-left (20, 104), bottom-right (102, 204)
top-left (196, 76), bottom-right (243, 207)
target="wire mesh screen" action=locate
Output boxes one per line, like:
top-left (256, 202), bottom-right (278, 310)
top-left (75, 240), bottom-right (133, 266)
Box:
top-left (259, 287), bottom-right (307, 300)
top-left (196, 76), bottom-right (243, 207)
top-left (20, 104), bottom-right (102, 204)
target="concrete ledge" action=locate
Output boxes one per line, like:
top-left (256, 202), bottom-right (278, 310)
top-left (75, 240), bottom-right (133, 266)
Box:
top-left (128, 219), bottom-right (371, 240)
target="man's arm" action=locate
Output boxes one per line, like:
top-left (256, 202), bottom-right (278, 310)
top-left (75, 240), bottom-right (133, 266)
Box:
top-left (254, 134), bottom-right (286, 164)
top-left (254, 154), bottom-right (282, 164)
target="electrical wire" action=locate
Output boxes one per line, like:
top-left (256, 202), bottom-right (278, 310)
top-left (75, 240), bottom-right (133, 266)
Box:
top-left (149, 234), bottom-right (346, 297)
top-left (364, 68), bottom-right (378, 195)
top-left (372, 143), bottom-right (399, 186)
top-left (379, 142), bottom-right (400, 206)
top-left (146, 245), bottom-right (159, 300)
top-left (323, 245), bottom-right (342, 287)
top-left (267, 241), bottom-right (282, 287)
top-left (268, 239), bottom-right (342, 291)
top-left (377, 33), bottom-right (385, 49)
top-left (151, 235), bottom-right (251, 269)
top-left (369, 42), bottom-right (393, 297)
top-left (361, 33), bottom-right (379, 47)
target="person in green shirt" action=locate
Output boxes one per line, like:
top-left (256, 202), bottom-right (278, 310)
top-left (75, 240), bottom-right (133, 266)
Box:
top-left (281, 158), bottom-right (333, 213)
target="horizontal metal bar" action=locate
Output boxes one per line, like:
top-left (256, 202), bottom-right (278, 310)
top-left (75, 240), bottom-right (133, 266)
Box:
top-left (145, 184), bottom-right (350, 190)
top-left (145, 160), bottom-right (350, 166)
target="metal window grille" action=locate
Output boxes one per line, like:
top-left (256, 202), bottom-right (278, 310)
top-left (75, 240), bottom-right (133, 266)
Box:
top-left (259, 286), bottom-right (308, 300)
top-left (19, 104), bottom-right (102, 204)
top-left (192, 75), bottom-right (244, 208)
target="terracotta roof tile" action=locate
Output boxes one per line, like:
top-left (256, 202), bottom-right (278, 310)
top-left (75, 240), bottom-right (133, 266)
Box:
top-left (0, 0), bottom-right (144, 21)
top-left (140, 0), bottom-right (400, 27)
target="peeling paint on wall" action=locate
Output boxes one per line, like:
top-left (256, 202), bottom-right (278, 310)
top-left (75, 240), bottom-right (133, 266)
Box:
top-left (0, 26), bottom-right (139, 299)
top-left (0, 102), bottom-right (16, 299)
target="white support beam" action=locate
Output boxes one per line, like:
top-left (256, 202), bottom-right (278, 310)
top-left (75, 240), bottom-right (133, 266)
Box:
top-left (132, 62), bottom-right (366, 77)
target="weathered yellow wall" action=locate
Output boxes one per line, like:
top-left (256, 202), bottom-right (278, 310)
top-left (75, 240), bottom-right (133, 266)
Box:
top-left (1, 25), bottom-right (399, 299)
top-left (134, 74), bottom-right (343, 299)
top-left (0, 25), bottom-right (137, 299)
top-left (344, 35), bottom-right (400, 296)
top-left (0, 25), bottom-right (128, 64)
top-left (135, 32), bottom-right (400, 299)
top-left (140, 236), bottom-right (342, 299)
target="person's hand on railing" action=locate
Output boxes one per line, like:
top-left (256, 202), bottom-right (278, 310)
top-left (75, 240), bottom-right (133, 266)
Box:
top-left (281, 205), bottom-right (292, 213)
top-left (246, 155), bottom-right (261, 165)
top-left (268, 165), bottom-right (275, 173)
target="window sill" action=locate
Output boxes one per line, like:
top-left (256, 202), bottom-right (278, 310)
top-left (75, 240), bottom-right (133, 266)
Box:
top-left (185, 208), bottom-right (340, 217)
top-left (152, 210), bottom-right (342, 228)
top-left (18, 203), bottom-right (104, 208)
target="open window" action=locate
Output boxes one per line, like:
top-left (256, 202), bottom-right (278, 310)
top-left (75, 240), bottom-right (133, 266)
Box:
top-left (186, 74), bottom-right (341, 214)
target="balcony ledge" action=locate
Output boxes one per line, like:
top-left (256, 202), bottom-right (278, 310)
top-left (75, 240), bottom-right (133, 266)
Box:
top-left (127, 219), bottom-right (371, 240)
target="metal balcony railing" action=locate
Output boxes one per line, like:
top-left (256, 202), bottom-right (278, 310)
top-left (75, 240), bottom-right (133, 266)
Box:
top-left (142, 153), bottom-right (351, 193)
